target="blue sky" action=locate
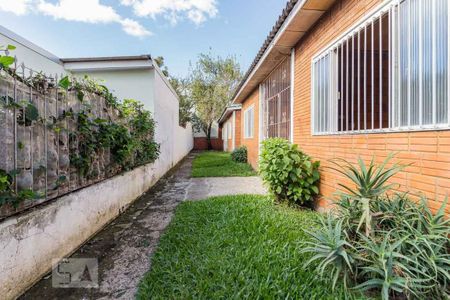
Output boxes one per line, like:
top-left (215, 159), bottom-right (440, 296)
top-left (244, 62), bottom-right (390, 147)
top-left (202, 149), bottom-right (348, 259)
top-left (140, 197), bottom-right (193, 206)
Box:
top-left (0, 0), bottom-right (287, 77)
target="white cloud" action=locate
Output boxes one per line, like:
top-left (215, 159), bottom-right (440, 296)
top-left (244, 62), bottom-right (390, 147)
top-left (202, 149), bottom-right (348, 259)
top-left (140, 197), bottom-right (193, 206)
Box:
top-left (38, 0), bottom-right (120, 23)
top-left (0, 0), bottom-right (151, 38)
top-left (121, 0), bottom-right (218, 25)
top-left (120, 18), bottom-right (152, 37)
top-left (0, 0), bottom-right (32, 15)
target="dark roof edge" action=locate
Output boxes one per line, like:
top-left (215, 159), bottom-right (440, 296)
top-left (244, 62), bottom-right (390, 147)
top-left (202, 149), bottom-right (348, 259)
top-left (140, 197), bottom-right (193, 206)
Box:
top-left (231, 0), bottom-right (298, 102)
top-left (61, 55), bottom-right (152, 63)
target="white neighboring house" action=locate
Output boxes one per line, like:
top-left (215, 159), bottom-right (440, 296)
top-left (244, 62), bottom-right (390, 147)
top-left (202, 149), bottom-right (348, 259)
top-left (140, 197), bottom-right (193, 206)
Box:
top-left (63, 56), bottom-right (193, 170)
top-left (0, 26), bottom-right (194, 299)
top-left (0, 25), bottom-right (193, 177)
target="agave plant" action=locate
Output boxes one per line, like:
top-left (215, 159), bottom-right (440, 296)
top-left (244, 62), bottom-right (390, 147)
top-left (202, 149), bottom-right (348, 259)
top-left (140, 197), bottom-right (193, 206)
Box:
top-left (329, 154), bottom-right (407, 237)
top-left (416, 197), bottom-right (450, 237)
top-left (329, 153), bottom-right (407, 199)
top-left (401, 198), bottom-right (450, 298)
top-left (301, 214), bottom-right (356, 290)
top-left (353, 232), bottom-right (418, 300)
top-left (301, 154), bottom-right (450, 299)
top-left (372, 193), bottom-right (418, 231)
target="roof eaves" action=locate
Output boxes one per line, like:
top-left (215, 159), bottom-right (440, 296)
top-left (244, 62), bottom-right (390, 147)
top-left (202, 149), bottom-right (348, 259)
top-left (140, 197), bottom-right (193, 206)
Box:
top-left (218, 104), bottom-right (242, 125)
top-left (231, 0), bottom-right (298, 102)
top-left (60, 55), bottom-right (152, 63)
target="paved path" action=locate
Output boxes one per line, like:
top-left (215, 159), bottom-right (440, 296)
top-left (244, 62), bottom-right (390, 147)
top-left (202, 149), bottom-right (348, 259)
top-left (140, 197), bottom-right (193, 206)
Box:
top-left (21, 153), bottom-right (266, 300)
top-left (186, 176), bottom-right (266, 200)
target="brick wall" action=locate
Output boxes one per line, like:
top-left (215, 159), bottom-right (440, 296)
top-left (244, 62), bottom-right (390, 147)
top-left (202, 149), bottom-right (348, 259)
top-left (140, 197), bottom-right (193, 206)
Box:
top-left (292, 0), bottom-right (449, 214)
top-left (235, 110), bottom-right (242, 149)
top-left (193, 136), bottom-right (223, 151)
top-left (241, 89), bottom-right (260, 169)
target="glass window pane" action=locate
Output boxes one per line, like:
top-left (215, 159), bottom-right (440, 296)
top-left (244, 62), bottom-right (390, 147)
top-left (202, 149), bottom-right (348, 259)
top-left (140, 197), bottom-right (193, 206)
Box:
top-left (436, 0), bottom-right (448, 124)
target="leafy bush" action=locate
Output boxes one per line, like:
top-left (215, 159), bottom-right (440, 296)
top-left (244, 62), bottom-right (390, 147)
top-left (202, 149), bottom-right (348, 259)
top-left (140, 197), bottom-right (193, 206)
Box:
top-left (59, 76), bottom-right (160, 177)
top-left (302, 154), bottom-right (450, 300)
top-left (259, 138), bottom-right (320, 205)
top-left (0, 169), bottom-right (39, 207)
top-left (231, 146), bottom-right (247, 163)
top-left (0, 44), bottom-right (15, 70)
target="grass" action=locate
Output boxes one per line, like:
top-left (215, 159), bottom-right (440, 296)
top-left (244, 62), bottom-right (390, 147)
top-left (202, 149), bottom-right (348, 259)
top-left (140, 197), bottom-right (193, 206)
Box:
top-left (137, 195), bottom-right (364, 299)
top-left (191, 151), bottom-right (256, 177)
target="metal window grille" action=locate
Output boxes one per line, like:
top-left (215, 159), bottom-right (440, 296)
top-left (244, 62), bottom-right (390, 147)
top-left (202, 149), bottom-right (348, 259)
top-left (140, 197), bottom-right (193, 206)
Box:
top-left (261, 58), bottom-right (291, 140)
top-left (312, 0), bottom-right (449, 135)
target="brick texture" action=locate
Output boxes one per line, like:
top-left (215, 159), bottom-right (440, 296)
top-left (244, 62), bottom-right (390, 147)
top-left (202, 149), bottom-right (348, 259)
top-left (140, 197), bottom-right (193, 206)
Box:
top-left (240, 89), bottom-right (260, 169)
top-left (193, 137), bottom-right (223, 151)
top-left (292, 0), bottom-right (449, 214)
top-left (238, 0), bottom-right (449, 214)
top-left (235, 111), bottom-right (242, 149)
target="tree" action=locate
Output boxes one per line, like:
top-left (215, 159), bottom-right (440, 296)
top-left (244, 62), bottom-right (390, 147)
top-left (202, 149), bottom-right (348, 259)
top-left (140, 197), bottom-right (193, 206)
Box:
top-left (153, 56), bottom-right (169, 78)
top-left (189, 53), bottom-right (242, 149)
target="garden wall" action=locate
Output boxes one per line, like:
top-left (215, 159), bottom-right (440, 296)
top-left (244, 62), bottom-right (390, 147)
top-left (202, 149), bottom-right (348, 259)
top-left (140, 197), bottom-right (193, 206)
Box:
top-left (0, 65), bottom-right (193, 298)
top-left (0, 161), bottom-right (163, 299)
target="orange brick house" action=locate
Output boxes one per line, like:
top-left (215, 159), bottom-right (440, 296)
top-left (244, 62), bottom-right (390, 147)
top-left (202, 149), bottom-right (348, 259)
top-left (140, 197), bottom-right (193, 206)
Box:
top-left (218, 104), bottom-right (242, 152)
top-left (229, 0), bottom-right (450, 213)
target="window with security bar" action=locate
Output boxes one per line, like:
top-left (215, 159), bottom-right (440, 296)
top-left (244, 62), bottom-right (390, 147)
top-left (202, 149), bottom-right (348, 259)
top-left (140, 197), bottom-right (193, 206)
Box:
top-left (312, 0), bottom-right (449, 134)
top-left (261, 58), bottom-right (291, 140)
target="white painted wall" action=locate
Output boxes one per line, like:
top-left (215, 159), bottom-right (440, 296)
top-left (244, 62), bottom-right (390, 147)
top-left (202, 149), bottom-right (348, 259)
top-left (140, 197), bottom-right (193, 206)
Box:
top-left (0, 26), bottom-right (65, 75)
top-left (0, 162), bottom-right (163, 300)
top-left (73, 69), bottom-right (156, 113)
top-left (152, 66), bottom-right (193, 170)
top-left (0, 27), bottom-right (193, 299)
top-left (72, 66), bottom-right (193, 176)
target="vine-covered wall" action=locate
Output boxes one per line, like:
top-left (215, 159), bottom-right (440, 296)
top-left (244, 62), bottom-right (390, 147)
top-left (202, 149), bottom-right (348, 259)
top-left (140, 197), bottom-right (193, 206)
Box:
top-left (0, 68), bottom-right (160, 218)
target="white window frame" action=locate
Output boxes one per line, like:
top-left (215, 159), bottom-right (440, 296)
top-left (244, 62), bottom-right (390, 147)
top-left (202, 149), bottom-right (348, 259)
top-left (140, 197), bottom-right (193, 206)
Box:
top-left (244, 105), bottom-right (255, 139)
top-left (311, 0), bottom-right (450, 136)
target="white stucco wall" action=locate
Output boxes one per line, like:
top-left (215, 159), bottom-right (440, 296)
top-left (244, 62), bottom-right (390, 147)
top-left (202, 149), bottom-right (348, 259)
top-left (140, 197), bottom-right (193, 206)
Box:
top-left (152, 66), bottom-right (193, 171)
top-left (72, 66), bottom-right (193, 174)
top-left (0, 27), bottom-right (193, 299)
top-left (0, 26), bottom-right (65, 75)
top-left (71, 69), bottom-right (155, 113)
top-left (0, 162), bottom-right (162, 300)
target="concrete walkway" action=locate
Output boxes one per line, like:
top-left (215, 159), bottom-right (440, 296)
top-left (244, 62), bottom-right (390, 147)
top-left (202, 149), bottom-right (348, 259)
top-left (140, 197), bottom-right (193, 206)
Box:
top-left (186, 176), bottom-right (266, 200)
top-left (21, 152), bottom-right (266, 300)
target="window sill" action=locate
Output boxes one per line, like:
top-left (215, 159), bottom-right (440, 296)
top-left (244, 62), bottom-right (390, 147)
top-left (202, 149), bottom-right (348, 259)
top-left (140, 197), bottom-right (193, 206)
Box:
top-left (312, 125), bottom-right (450, 136)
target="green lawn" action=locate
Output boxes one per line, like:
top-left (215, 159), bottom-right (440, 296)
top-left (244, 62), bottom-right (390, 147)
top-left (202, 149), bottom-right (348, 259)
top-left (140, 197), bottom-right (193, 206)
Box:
top-left (191, 151), bottom-right (256, 177)
top-left (137, 195), bottom-right (363, 299)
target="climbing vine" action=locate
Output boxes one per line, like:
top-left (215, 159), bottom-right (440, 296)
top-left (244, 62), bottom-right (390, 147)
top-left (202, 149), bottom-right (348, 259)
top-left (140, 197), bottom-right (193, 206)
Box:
top-left (59, 76), bottom-right (160, 178)
top-left (0, 169), bottom-right (40, 208)
top-left (0, 48), bottom-right (160, 212)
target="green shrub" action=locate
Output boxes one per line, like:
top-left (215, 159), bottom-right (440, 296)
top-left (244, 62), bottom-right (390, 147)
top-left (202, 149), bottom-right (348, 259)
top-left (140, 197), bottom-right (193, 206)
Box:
top-left (302, 154), bottom-right (450, 300)
top-left (0, 169), bottom-right (39, 207)
top-left (231, 146), bottom-right (247, 163)
top-left (259, 138), bottom-right (320, 205)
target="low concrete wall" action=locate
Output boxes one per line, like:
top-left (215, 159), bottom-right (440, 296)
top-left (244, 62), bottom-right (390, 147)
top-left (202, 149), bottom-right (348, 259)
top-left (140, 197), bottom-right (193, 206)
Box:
top-left (0, 158), bottom-right (180, 299)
